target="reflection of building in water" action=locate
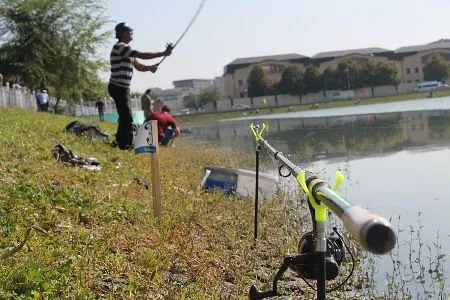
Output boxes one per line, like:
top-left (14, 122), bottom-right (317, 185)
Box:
top-left (401, 111), bottom-right (429, 144)
top-left (186, 110), bottom-right (450, 163)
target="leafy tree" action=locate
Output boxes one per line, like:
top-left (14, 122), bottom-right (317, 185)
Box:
top-left (247, 66), bottom-right (269, 97)
top-left (375, 61), bottom-right (399, 86)
top-left (277, 65), bottom-right (303, 95)
top-left (303, 65), bottom-right (322, 93)
top-left (183, 93), bottom-right (197, 108)
top-left (322, 67), bottom-right (339, 91)
top-left (423, 54), bottom-right (450, 82)
top-left (0, 0), bottom-right (110, 109)
top-left (335, 59), bottom-right (361, 90)
top-left (198, 86), bottom-right (222, 108)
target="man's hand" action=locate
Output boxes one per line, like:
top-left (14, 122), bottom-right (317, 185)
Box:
top-left (148, 65), bottom-right (158, 73)
top-left (164, 43), bottom-right (173, 56)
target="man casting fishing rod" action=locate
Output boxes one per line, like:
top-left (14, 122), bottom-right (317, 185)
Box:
top-left (108, 22), bottom-right (172, 150)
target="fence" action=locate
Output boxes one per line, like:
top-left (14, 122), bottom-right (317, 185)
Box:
top-left (0, 86), bottom-right (141, 117)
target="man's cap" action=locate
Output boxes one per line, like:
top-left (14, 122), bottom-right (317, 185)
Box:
top-left (115, 22), bottom-right (133, 39)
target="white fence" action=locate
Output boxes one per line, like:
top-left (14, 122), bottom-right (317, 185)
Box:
top-left (0, 86), bottom-right (141, 117)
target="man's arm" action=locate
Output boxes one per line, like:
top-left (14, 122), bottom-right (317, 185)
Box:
top-left (169, 117), bottom-right (180, 138)
top-left (132, 59), bottom-right (158, 73)
top-left (133, 47), bottom-right (172, 60)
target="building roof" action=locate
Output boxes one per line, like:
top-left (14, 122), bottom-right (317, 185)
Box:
top-left (227, 53), bottom-right (306, 66)
top-left (312, 47), bottom-right (392, 59)
top-left (395, 39), bottom-right (450, 53)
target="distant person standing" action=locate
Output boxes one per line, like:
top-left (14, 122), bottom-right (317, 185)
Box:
top-left (95, 100), bottom-right (105, 121)
top-left (141, 88), bottom-right (154, 121)
top-left (36, 89), bottom-right (49, 112)
top-left (0, 73), bottom-right (3, 87)
top-left (108, 22), bottom-right (172, 150)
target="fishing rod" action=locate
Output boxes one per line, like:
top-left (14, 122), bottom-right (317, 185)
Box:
top-left (248, 123), bottom-right (396, 300)
top-left (156, 0), bottom-right (207, 67)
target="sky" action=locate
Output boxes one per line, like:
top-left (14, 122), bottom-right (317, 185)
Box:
top-left (102, 0), bottom-right (450, 92)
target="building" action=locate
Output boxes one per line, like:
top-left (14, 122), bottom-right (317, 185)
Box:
top-left (310, 47), bottom-right (393, 73)
top-left (213, 76), bottom-right (225, 95)
top-left (153, 88), bottom-right (186, 113)
top-left (172, 79), bottom-right (213, 91)
top-left (393, 39), bottom-right (450, 83)
top-left (222, 39), bottom-right (450, 98)
top-left (223, 53), bottom-right (308, 98)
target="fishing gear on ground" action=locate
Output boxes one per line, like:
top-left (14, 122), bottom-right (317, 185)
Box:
top-left (248, 123), bottom-right (396, 300)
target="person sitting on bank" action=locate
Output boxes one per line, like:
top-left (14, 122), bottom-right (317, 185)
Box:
top-left (146, 99), bottom-right (180, 146)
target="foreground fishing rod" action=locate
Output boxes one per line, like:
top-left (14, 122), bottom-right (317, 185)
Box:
top-left (156, 0), bottom-right (207, 67)
top-left (249, 123), bottom-right (396, 300)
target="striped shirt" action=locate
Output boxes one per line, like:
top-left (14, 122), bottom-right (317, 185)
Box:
top-left (109, 41), bottom-right (138, 88)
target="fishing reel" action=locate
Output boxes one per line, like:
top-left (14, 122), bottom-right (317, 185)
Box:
top-left (291, 229), bottom-right (346, 281)
top-left (249, 227), bottom-right (352, 300)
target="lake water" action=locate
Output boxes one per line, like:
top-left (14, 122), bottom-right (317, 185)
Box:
top-left (184, 98), bottom-right (450, 297)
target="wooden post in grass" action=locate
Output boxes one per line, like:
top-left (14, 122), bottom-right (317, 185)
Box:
top-left (134, 120), bottom-right (162, 218)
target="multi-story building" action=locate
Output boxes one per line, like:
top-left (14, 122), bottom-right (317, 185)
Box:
top-left (222, 40), bottom-right (450, 98)
top-left (393, 39), bottom-right (450, 83)
top-left (172, 79), bottom-right (213, 91)
top-left (310, 47), bottom-right (393, 72)
top-left (223, 54), bottom-right (308, 98)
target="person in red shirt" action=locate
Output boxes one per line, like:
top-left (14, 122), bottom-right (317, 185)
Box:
top-left (146, 99), bottom-right (180, 146)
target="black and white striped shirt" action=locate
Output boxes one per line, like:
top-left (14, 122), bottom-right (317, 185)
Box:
top-left (109, 42), bottom-right (138, 88)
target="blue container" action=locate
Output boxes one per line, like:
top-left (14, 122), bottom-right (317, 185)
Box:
top-left (203, 166), bottom-right (238, 195)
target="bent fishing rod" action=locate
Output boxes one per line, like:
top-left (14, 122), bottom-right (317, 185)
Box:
top-left (248, 123), bottom-right (396, 300)
top-left (156, 0), bottom-right (207, 67)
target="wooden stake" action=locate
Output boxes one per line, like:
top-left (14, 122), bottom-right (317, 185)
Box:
top-left (150, 120), bottom-right (162, 218)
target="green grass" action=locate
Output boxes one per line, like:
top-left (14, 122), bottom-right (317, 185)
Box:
top-left (0, 107), bottom-right (319, 299)
top-left (0, 107), bottom-right (447, 299)
top-left (177, 90), bottom-right (450, 124)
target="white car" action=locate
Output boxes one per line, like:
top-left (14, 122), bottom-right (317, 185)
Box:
top-left (414, 81), bottom-right (448, 92)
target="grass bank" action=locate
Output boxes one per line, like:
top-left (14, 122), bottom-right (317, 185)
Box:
top-left (177, 90), bottom-right (450, 124)
top-left (0, 107), bottom-right (333, 299)
top-left (0, 107), bottom-right (447, 299)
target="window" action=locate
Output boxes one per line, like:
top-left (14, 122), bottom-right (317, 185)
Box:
top-left (239, 92), bottom-right (244, 97)
top-left (406, 68), bottom-right (411, 74)
top-left (415, 67), bottom-right (419, 73)
top-left (407, 80), bottom-right (412, 83)
top-left (238, 80), bottom-right (243, 86)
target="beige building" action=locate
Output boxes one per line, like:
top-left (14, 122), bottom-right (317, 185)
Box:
top-left (310, 47), bottom-right (393, 72)
top-left (393, 39), bottom-right (450, 83)
top-left (223, 54), bottom-right (307, 98)
top-left (223, 40), bottom-right (450, 98)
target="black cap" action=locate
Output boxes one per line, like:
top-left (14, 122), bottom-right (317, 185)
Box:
top-left (115, 22), bottom-right (133, 39)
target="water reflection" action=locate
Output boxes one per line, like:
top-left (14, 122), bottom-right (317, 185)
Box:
top-left (185, 109), bottom-right (450, 298)
top-left (185, 110), bottom-right (450, 163)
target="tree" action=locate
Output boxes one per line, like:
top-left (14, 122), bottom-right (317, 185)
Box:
top-left (303, 65), bottom-right (322, 93)
top-left (183, 94), bottom-right (197, 108)
top-left (198, 86), bottom-right (222, 108)
top-left (423, 54), bottom-right (450, 82)
top-left (336, 59), bottom-right (361, 90)
top-left (277, 65), bottom-right (303, 95)
top-left (247, 66), bottom-right (269, 97)
top-left (322, 67), bottom-right (339, 91)
top-left (375, 61), bottom-right (399, 87)
top-left (0, 0), bottom-right (110, 109)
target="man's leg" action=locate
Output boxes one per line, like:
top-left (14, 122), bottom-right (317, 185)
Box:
top-left (108, 84), bottom-right (133, 149)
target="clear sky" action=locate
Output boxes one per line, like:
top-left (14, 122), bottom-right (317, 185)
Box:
top-left (103, 0), bottom-right (450, 92)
